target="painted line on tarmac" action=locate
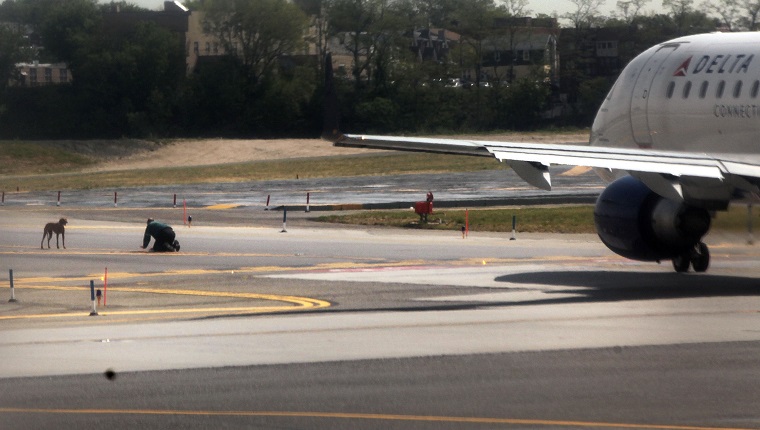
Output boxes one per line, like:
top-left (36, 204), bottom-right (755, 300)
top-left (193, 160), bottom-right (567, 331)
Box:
top-left (0, 305), bottom-right (324, 320)
top-left (205, 203), bottom-right (242, 209)
top-left (0, 408), bottom-right (751, 429)
top-left (0, 284), bottom-right (330, 321)
top-left (9, 256), bottom-right (629, 287)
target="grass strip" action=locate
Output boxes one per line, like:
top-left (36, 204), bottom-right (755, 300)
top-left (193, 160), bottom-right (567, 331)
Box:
top-left (0, 142), bottom-right (95, 175)
top-left (315, 205), bottom-right (758, 234)
top-left (0, 152), bottom-right (499, 191)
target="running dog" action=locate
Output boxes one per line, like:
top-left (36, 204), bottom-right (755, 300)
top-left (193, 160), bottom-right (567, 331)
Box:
top-left (41, 218), bottom-right (67, 249)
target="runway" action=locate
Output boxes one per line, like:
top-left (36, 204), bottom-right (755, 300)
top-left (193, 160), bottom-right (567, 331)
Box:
top-left (1, 202), bottom-right (760, 428)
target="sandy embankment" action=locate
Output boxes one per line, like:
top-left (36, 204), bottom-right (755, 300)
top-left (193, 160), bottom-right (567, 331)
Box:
top-left (90, 132), bottom-right (590, 172)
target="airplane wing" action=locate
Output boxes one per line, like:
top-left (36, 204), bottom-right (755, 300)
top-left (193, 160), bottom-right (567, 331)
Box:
top-left (325, 132), bottom-right (760, 200)
top-left (320, 53), bottom-right (760, 201)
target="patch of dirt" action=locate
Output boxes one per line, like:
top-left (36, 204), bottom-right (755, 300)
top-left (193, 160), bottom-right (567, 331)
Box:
top-left (70, 131), bottom-right (590, 172)
top-left (11, 132), bottom-right (588, 171)
top-left (87, 138), bottom-right (380, 172)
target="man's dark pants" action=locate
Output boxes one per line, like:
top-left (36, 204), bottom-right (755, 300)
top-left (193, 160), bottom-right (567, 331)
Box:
top-left (152, 227), bottom-right (176, 252)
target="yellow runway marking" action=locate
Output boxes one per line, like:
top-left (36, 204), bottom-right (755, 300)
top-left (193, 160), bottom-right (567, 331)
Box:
top-left (204, 203), bottom-right (241, 209)
top-left (3, 274), bottom-right (330, 320)
top-left (0, 408), bottom-right (751, 429)
top-left (10, 284), bottom-right (329, 305)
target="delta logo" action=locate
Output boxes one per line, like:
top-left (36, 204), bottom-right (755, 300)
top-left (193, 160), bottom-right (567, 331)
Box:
top-left (673, 54), bottom-right (754, 76)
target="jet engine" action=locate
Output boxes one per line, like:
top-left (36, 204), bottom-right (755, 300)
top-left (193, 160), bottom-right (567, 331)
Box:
top-left (593, 176), bottom-right (711, 272)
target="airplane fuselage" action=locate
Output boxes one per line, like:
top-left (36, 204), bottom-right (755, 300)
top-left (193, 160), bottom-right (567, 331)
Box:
top-left (592, 32), bottom-right (760, 165)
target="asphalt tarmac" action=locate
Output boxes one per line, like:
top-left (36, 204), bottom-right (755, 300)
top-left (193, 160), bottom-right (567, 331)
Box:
top-left (1, 173), bottom-right (760, 429)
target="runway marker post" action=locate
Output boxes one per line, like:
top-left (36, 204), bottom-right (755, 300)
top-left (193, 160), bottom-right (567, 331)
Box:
top-left (114, 191), bottom-right (118, 207)
top-left (56, 191), bottom-right (61, 206)
top-left (510, 215), bottom-right (517, 241)
top-left (173, 194), bottom-right (177, 208)
top-left (281, 207), bottom-right (288, 233)
top-left (306, 192), bottom-right (310, 213)
top-left (8, 269), bottom-right (17, 303)
top-left (89, 280), bottom-right (99, 316)
top-left (265, 194), bottom-right (270, 210)
top-left (465, 209), bottom-right (469, 238)
top-left (747, 204), bottom-right (754, 245)
top-left (1, 191), bottom-right (4, 205)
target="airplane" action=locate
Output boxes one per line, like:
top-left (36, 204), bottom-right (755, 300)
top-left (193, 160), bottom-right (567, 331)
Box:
top-left (322, 31), bottom-right (760, 273)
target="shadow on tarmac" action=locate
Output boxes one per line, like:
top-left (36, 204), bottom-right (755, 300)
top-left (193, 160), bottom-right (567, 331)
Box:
top-left (495, 271), bottom-right (760, 304)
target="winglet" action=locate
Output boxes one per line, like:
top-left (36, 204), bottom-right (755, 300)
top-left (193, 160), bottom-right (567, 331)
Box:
top-left (322, 53), bottom-right (343, 142)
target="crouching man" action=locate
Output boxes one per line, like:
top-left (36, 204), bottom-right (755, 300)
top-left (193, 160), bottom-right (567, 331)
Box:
top-left (141, 218), bottom-right (180, 252)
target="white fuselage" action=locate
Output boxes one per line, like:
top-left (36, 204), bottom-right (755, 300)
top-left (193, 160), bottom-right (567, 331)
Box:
top-left (591, 32), bottom-right (760, 165)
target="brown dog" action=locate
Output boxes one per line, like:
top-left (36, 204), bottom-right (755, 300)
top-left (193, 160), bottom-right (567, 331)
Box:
top-left (41, 218), bottom-right (67, 249)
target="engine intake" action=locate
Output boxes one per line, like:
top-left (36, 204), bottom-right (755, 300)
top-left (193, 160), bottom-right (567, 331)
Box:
top-left (593, 176), bottom-right (710, 261)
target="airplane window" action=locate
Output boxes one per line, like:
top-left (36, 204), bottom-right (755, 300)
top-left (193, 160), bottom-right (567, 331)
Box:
top-left (666, 81), bottom-right (675, 99)
top-left (682, 81), bottom-right (692, 98)
top-left (733, 81), bottom-right (743, 98)
top-left (699, 81), bottom-right (708, 98)
top-left (752, 80), bottom-right (759, 98)
top-left (717, 80), bottom-right (725, 98)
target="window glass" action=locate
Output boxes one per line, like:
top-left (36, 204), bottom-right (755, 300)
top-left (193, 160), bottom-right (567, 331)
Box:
top-left (717, 80), bottom-right (725, 98)
top-left (733, 81), bottom-right (743, 98)
top-left (752, 80), bottom-right (760, 98)
top-left (666, 81), bottom-right (675, 99)
top-left (699, 81), bottom-right (708, 98)
top-left (682, 81), bottom-right (692, 98)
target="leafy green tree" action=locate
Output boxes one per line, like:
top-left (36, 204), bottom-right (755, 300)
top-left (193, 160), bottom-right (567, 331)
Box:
top-left (202, 0), bottom-right (309, 84)
top-left (37, 0), bottom-right (101, 66)
top-left (71, 21), bottom-right (186, 136)
top-left (449, 0), bottom-right (498, 85)
top-left (325, 0), bottom-right (405, 91)
top-left (0, 25), bottom-right (25, 97)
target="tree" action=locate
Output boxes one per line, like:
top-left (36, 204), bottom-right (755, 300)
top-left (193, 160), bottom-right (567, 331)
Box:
top-left (563, 0), bottom-right (605, 29)
top-left (615, 0), bottom-right (650, 23)
top-left (0, 25), bottom-right (25, 99)
top-left (37, 0), bottom-right (101, 65)
top-left (325, 0), bottom-right (406, 90)
top-left (701, 0), bottom-right (740, 30)
top-left (725, 0), bottom-right (760, 30)
top-left (494, 0), bottom-right (532, 83)
top-left (69, 21), bottom-right (186, 136)
top-left (202, 0), bottom-right (309, 83)
top-left (663, 0), bottom-right (695, 34)
top-left (450, 0), bottom-right (498, 84)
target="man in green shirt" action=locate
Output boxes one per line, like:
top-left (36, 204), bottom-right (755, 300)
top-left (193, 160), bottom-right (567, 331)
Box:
top-left (141, 218), bottom-right (179, 252)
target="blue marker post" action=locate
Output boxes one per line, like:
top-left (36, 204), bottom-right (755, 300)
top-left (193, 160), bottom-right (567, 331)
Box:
top-left (89, 280), bottom-right (99, 316)
top-left (281, 207), bottom-right (288, 233)
top-left (8, 269), bottom-right (17, 303)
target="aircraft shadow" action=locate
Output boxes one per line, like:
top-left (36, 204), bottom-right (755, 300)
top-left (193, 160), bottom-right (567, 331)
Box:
top-left (493, 271), bottom-right (760, 304)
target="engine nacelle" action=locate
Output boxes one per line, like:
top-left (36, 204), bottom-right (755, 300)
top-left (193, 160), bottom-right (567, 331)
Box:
top-left (593, 176), bottom-right (711, 261)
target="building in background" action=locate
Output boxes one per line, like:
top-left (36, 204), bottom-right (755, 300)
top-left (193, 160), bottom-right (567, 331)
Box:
top-left (13, 62), bottom-right (71, 87)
